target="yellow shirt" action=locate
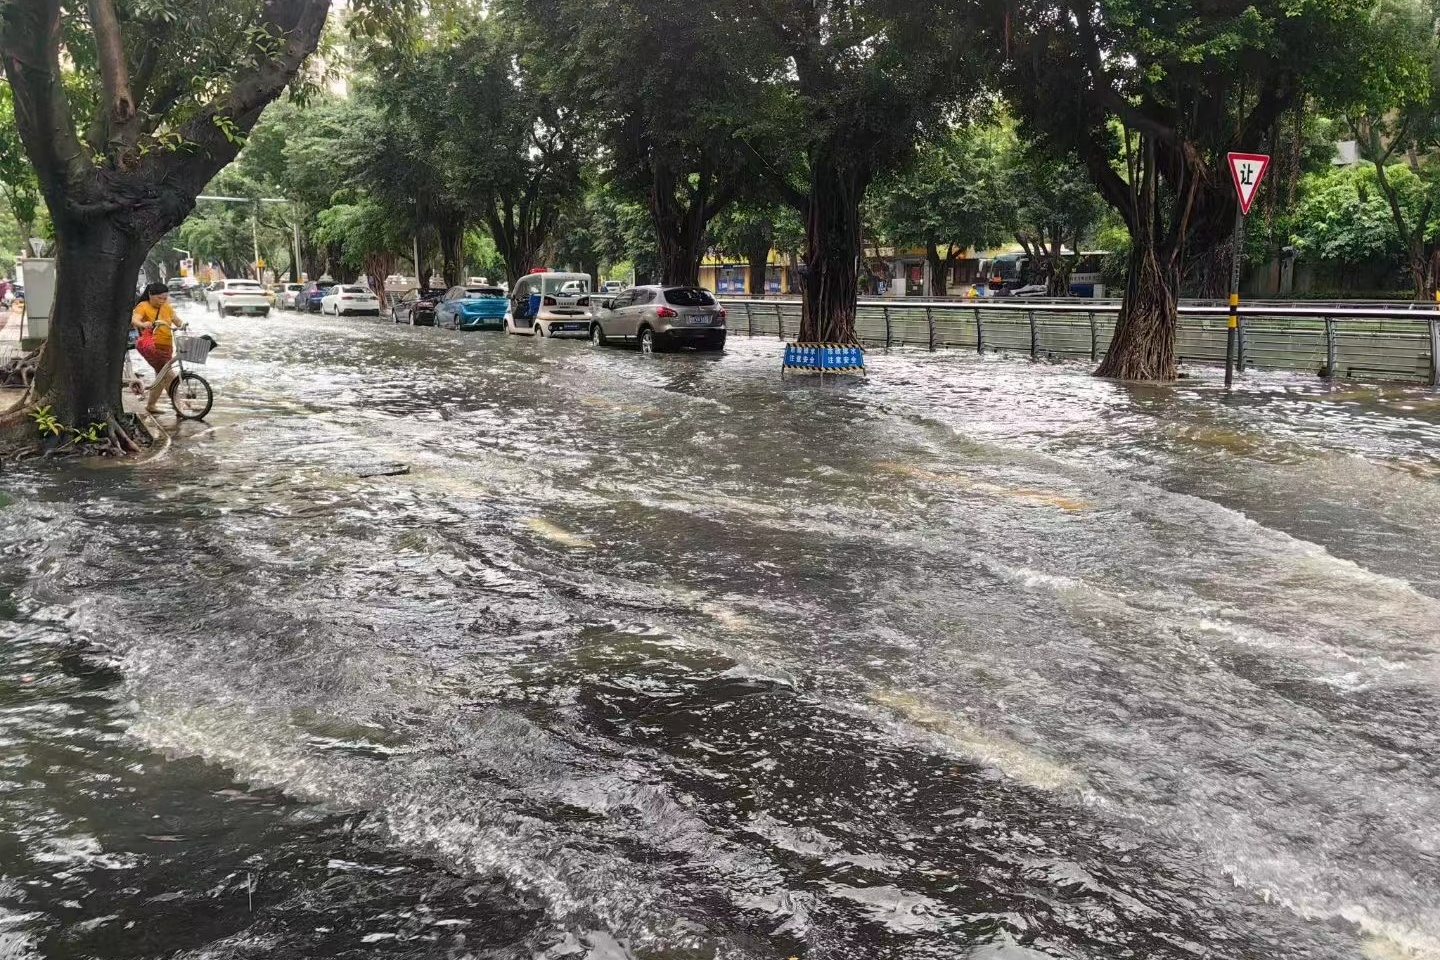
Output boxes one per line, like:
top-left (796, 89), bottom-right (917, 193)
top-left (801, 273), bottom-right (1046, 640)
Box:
top-left (133, 301), bottom-right (179, 350)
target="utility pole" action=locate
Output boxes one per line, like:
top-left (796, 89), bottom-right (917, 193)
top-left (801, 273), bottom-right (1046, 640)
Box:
top-left (196, 194), bottom-right (299, 282)
top-left (251, 202), bottom-right (261, 281)
top-left (293, 218), bottom-right (303, 281)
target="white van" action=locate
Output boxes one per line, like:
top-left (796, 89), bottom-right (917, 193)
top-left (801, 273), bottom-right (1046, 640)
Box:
top-left (504, 272), bottom-right (593, 338)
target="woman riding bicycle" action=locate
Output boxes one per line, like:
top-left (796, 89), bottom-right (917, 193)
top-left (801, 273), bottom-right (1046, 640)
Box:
top-left (132, 281), bottom-right (186, 414)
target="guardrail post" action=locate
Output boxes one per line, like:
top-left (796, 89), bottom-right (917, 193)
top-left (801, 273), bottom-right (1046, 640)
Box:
top-left (883, 306), bottom-right (892, 349)
top-left (1324, 316), bottom-right (1336, 379)
top-left (1088, 311), bottom-right (1098, 362)
top-left (1431, 317), bottom-right (1440, 386)
top-left (746, 302), bottom-right (754, 338)
top-left (775, 302), bottom-right (784, 341)
top-left (1028, 310), bottom-right (1038, 359)
top-left (975, 308), bottom-right (984, 354)
top-left (926, 306), bottom-right (936, 351)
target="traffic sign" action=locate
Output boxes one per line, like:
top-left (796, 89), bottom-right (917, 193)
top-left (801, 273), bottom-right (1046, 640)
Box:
top-left (1228, 152), bottom-right (1271, 216)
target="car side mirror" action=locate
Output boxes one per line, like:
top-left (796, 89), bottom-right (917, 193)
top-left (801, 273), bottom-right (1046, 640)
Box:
top-left (601, 298), bottom-right (615, 310)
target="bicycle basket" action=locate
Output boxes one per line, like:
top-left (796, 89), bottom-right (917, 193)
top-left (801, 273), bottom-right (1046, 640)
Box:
top-left (174, 335), bottom-right (211, 365)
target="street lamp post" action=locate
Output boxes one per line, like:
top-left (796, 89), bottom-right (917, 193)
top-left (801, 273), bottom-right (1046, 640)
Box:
top-left (196, 194), bottom-right (299, 281)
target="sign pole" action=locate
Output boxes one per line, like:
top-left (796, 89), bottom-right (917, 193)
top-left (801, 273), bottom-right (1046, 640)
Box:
top-left (1225, 152), bottom-right (1271, 392)
top-left (1225, 207), bottom-right (1244, 390)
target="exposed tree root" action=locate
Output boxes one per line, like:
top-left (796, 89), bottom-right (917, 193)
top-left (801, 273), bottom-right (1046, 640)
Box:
top-left (1, 400), bottom-right (154, 461)
top-left (0, 349), bottom-right (40, 389)
top-left (1095, 245), bottom-right (1179, 382)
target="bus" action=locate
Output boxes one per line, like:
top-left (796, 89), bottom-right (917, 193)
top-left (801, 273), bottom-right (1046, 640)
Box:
top-left (1068, 252), bottom-right (1110, 298)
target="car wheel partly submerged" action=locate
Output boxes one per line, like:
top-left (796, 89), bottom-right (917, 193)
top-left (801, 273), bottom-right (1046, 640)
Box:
top-left (590, 323), bottom-right (606, 347)
top-left (639, 327), bottom-right (656, 355)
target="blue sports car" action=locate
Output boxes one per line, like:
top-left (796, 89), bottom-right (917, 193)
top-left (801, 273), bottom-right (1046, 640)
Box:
top-left (435, 285), bottom-right (508, 331)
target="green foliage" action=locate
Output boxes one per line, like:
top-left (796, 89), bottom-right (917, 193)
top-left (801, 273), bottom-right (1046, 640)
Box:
top-left (314, 198), bottom-right (406, 272)
top-left (27, 405), bottom-right (113, 448)
top-left (71, 422), bottom-right (106, 445)
top-left (1010, 152), bottom-right (1105, 252)
top-left (1002, 0), bottom-right (1382, 289)
top-left (1287, 164), bottom-right (1424, 264)
top-left (0, 83), bottom-right (39, 249)
top-left (29, 406), bottom-right (63, 438)
top-left (869, 123), bottom-right (1016, 254)
top-left (1335, 0), bottom-right (1440, 293)
top-left (464, 231), bottom-right (505, 281)
top-left (737, 0), bottom-right (997, 199)
top-left (506, 0), bottom-right (755, 281)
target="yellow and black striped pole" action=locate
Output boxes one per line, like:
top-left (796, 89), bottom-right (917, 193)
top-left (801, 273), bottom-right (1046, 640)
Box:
top-left (1225, 206), bottom-right (1245, 391)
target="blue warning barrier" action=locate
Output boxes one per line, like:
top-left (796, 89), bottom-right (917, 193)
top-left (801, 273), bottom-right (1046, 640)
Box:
top-left (782, 342), bottom-right (867, 377)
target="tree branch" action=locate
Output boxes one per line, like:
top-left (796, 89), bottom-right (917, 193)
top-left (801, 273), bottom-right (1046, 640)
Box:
top-left (0, 0), bottom-right (93, 205)
top-left (87, 0), bottom-right (139, 159)
top-left (156, 0), bottom-right (331, 201)
top-left (1067, 1), bottom-right (1182, 150)
top-left (736, 135), bottom-right (808, 213)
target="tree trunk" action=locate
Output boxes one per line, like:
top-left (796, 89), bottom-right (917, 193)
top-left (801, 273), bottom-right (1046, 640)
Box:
top-left (798, 158), bottom-right (867, 343)
top-left (1095, 241), bottom-right (1178, 380)
top-left (500, 244), bottom-right (529, 290)
top-left (746, 236), bottom-right (771, 298)
top-left (25, 216), bottom-right (147, 426)
top-left (437, 218), bottom-right (464, 287)
top-left (926, 242), bottom-right (949, 298)
top-left (658, 237), bottom-right (703, 287)
top-left (1408, 243), bottom-right (1439, 301)
top-left (1180, 190), bottom-right (1236, 299)
top-left (651, 201), bottom-right (705, 287)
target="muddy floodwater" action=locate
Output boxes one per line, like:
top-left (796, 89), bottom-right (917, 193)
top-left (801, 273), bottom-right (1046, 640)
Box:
top-left (2, 307), bottom-right (1439, 959)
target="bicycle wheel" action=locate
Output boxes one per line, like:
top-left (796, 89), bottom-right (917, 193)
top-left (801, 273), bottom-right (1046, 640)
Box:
top-left (169, 371), bottom-right (213, 421)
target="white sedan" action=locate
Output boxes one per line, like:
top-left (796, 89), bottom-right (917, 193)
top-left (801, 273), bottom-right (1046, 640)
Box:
top-left (321, 284), bottom-right (383, 317)
top-left (206, 279), bottom-right (271, 317)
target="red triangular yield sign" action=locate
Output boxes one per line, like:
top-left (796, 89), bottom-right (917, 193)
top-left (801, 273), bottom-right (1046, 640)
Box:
top-left (1228, 152), bottom-right (1271, 216)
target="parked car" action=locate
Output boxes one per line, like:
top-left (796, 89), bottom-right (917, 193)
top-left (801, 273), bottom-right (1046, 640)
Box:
top-left (590, 285), bottom-right (726, 353)
top-left (206, 278), bottom-right (271, 317)
top-left (390, 287), bottom-right (446, 326)
top-left (279, 282), bottom-right (306, 310)
top-left (503, 272), bottom-right (593, 338)
top-left (166, 277), bottom-right (188, 296)
top-left (600, 280), bottom-right (626, 295)
top-left (321, 284), bottom-right (383, 317)
top-left (303, 282), bottom-right (332, 313)
top-left (436, 285), bottom-right (508, 330)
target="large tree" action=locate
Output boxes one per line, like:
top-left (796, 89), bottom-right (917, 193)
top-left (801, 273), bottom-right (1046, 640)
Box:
top-left (415, 23), bottom-right (582, 286)
top-left (868, 122), bottom-right (1015, 297)
top-left (1009, 147), bottom-right (1106, 296)
top-left (0, 0), bottom-right (363, 439)
top-left (1344, 0), bottom-right (1440, 300)
top-left (1002, 0), bottom-right (1376, 380)
top-left (735, 0), bottom-right (994, 342)
top-left (511, 0), bottom-right (752, 287)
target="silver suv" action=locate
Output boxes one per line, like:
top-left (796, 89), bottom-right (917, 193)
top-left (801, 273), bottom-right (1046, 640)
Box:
top-left (590, 285), bottom-right (726, 353)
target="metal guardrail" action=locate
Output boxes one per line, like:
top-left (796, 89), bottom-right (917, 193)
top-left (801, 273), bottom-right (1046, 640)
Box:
top-left (718, 298), bottom-right (1440, 384)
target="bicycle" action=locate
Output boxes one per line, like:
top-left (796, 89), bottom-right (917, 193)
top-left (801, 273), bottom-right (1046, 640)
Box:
top-left (124, 330), bottom-right (218, 421)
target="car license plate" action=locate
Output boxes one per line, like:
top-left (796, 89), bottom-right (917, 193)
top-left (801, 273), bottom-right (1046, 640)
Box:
top-left (687, 314), bottom-right (711, 325)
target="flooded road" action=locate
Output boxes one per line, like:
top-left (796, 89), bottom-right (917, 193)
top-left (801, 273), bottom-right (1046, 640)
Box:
top-left (3, 307), bottom-right (1439, 959)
